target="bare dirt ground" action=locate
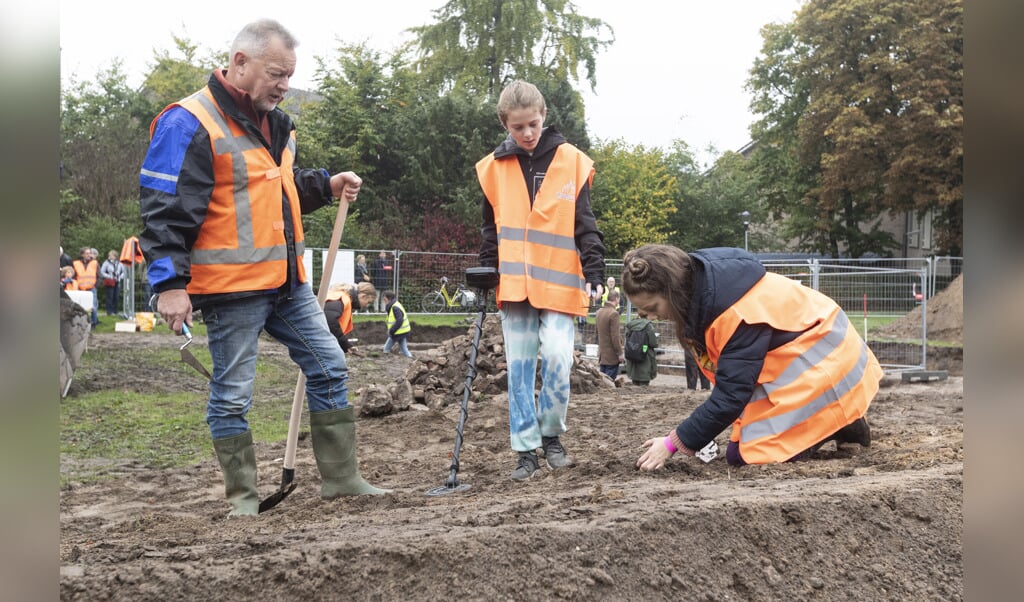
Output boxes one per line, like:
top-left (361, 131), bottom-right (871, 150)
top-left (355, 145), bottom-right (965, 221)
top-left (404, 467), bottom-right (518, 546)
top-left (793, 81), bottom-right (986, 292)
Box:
top-left (60, 301), bottom-right (964, 601)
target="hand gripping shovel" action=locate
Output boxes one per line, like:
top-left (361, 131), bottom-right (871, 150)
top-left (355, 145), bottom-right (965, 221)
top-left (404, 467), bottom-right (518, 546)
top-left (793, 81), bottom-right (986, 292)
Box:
top-left (259, 196), bottom-right (352, 513)
top-left (180, 324), bottom-right (212, 379)
top-left (426, 266), bottom-right (500, 496)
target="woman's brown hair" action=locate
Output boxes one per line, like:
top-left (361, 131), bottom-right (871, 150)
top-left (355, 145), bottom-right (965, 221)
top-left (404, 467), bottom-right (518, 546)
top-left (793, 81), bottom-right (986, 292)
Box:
top-left (621, 244), bottom-right (696, 347)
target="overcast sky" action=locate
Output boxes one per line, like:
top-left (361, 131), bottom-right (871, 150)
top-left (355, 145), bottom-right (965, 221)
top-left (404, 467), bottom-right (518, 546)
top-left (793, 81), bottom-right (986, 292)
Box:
top-left (59, 0), bottom-right (803, 162)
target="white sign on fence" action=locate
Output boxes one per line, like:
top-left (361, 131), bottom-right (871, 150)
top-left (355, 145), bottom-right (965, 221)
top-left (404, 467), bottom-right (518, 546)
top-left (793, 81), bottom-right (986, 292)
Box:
top-left (302, 249), bottom-right (355, 289)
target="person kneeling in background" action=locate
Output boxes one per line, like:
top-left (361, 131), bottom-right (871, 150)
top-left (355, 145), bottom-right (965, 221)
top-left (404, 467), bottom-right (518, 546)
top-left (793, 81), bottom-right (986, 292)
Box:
top-left (325, 282), bottom-right (376, 356)
top-left (621, 244), bottom-right (879, 470)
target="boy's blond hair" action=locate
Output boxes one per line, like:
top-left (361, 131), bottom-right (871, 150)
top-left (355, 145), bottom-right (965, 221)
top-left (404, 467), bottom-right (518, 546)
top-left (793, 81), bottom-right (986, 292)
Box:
top-left (497, 80), bottom-right (546, 126)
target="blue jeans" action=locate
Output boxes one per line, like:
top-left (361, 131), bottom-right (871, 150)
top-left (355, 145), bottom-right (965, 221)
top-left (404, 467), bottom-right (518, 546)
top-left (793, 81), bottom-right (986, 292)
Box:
top-left (383, 334), bottom-right (412, 357)
top-left (499, 302), bottom-right (575, 452)
top-left (201, 283), bottom-right (349, 439)
top-left (599, 364), bottom-right (619, 380)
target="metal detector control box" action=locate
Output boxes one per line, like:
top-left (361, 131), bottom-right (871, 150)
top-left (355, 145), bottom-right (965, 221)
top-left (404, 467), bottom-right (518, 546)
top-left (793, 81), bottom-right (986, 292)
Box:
top-left (465, 266), bottom-right (499, 291)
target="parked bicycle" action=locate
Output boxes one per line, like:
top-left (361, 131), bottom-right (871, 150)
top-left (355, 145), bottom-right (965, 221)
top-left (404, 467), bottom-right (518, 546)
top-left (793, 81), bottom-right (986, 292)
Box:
top-left (421, 276), bottom-right (477, 313)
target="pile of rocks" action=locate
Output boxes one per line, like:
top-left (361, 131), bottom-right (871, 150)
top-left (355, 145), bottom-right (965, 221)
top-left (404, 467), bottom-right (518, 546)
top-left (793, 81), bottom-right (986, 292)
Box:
top-left (356, 314), bottom-right (615, 416)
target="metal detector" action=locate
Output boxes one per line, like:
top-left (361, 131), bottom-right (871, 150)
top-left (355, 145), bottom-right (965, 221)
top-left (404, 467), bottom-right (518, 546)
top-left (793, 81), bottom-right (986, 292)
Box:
top-left (426, 266), bottom-right (500, 496)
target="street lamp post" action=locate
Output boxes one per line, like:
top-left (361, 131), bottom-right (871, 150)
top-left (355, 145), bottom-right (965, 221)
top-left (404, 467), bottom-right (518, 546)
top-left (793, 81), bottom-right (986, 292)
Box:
top-left (740, 211), bottom-right (751, 251)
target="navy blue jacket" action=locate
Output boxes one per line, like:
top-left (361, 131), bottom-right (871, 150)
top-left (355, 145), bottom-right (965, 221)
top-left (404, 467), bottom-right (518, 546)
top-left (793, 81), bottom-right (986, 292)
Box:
top-left (675, 248), bottom-right (802, 450)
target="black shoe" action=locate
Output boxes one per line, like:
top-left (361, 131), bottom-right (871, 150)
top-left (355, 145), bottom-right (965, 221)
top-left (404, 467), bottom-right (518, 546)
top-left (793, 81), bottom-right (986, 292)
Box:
top-left (510, 452), bottom-right (540, 481)
top-left (807, 417), bottom-right (871, 455)
top-left (836, 417), bottom-right (871, 447)
top-left (541, 436), bottom-right (574, 469)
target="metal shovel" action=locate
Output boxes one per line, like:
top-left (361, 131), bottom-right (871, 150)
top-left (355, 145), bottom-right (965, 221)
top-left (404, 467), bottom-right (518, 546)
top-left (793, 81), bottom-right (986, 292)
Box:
top-left (426, 266), bottom-right (499, 496)
top-left (180, 323), bottom-right (212, 379)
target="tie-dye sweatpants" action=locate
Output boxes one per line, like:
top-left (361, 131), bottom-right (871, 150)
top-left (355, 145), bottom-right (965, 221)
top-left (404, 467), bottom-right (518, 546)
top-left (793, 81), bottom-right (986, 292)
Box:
top-left (498, 301), bottom-right (575, 452)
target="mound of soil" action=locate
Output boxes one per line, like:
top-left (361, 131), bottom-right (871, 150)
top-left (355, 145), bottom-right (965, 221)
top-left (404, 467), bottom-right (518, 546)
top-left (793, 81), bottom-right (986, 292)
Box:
top-left (60, 327), bottom-right (964, 600)
top-left (877, 274), bottom-right (963, 344)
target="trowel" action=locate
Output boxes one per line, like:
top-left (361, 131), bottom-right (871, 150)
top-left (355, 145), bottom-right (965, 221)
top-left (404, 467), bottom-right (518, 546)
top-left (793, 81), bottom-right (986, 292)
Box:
top-left (180, 323), bottom-right (212, 379)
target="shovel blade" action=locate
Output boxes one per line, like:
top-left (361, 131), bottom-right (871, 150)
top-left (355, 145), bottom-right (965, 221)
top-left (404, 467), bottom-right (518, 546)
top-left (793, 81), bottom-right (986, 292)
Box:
top-left (258, 468), bottom-right (297, 513)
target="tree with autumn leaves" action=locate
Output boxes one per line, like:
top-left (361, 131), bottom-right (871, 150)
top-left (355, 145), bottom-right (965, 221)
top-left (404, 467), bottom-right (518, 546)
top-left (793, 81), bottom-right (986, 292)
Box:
top-left (747, 0), bottom-right (962, 256)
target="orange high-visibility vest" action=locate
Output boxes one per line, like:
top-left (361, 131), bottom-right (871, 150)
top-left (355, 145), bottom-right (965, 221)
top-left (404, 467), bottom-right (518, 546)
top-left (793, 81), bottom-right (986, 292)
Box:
top-left (702, 272), bottom-right (882, 464)
top-left (325, 288), bottom-right (354, 335)
top-left (119, 236), bottom-right (145, 266)
top-left (72, 259), bottom-right (98, 290)
top-left (476, 145), bottom-right (594, 317)
top-left (150, 87), bottom-right (307, 295)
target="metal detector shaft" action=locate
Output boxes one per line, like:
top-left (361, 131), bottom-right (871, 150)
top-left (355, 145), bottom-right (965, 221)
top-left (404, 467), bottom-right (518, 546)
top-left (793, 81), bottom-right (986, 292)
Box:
top-left (426, 266), bottom-right (498, 497)
top-left (443, 302), bottom-right (488, 488)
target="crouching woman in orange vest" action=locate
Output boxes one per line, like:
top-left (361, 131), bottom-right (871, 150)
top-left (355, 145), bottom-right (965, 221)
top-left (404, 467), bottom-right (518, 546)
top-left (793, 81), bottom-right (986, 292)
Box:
top-left (622, 244), bottom-right (881, 469)
top-left (324, 282), bottom-right (376, 355)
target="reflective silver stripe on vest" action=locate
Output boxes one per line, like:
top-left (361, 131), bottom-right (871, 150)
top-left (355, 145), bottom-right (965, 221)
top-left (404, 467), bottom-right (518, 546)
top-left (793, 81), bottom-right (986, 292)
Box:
top-left (497, 226), bottom-right (527, 242)
top-left (497, 226), bottom-right (577, 251)
top-left (189, 93), bottom-right (288, 266)
top-left (497, 261), bottom-right (585, 289)
top-left (497, 224), bottom-right (582, 289)
top-left (741, 312), bottom-right (867, 442)
top-left (527, 229), bottom-right (577, 251)
top-left (758, 311), bottom-right (850, 397)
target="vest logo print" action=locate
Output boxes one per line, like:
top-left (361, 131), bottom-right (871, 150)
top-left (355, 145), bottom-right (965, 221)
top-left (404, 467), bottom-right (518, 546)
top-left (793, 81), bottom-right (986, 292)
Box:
top-left (556, 180), bottom-right (576, 201)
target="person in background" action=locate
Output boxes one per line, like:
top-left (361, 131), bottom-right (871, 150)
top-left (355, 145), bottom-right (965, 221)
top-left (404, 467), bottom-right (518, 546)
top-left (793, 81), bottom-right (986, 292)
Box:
top-left (72, 247), bottom-right (99, 328)
top-left (595, 288), bottom-right (624, 381)
top-left (477, 79), bottom-right (606, 481)
top-left (354, 254), bottom-right (371, 313)
top-left (623, 314), bottom-right (658, 386)
top-left (60, 265), bottom-right (78, 291)
top-left (99, 250), bottom-right (126, 316)
top-left (601, 276), bottom-right (624, 313)
top-left (324, 281), bottom-right (376, 355)
top-left (621, 243), bottom-right (879, 471)
top-left (139, 18), bottom-right (388, 516)
top-left (381, 290), bottom-right (413, 358)
top-left (60, 246), bottom-right (74, 269)
top-left (371, 250), bottom-right (393, 312)
top-left (684, 346), bottom-right (711, 390)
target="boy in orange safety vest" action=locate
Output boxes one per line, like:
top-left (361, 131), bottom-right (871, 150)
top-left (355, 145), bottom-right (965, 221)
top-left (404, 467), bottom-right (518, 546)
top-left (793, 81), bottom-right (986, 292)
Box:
top-left (476, 80), bottom-right (607, 481)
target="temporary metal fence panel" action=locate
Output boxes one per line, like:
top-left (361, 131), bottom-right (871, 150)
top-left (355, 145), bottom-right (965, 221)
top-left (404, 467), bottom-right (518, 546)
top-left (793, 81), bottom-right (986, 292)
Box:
top-left (260, 249), bottom-right (953, 374)
top-left (793, 259), bottom-right (929, 373)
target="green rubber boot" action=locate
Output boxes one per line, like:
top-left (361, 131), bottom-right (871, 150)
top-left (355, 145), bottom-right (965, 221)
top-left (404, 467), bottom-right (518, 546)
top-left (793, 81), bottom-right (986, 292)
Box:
top-left (310, 407), bottom-right (391, 498)
top-left (212, 431), bottom-right (259, 516)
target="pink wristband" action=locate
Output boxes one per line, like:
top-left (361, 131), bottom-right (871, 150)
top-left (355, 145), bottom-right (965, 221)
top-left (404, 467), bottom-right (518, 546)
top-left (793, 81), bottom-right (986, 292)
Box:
top-left (663, 436), bottom-right (678, 454)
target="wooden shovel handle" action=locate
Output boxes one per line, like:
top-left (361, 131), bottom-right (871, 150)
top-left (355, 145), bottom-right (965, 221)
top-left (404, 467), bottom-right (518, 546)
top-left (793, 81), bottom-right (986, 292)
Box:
top-left (283, 196), bottom-right (352, 470)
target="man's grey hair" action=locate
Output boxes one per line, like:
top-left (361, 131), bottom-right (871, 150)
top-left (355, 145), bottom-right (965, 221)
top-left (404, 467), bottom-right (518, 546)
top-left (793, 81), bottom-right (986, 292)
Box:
top-left (230, 19), bottom-right (299, 57)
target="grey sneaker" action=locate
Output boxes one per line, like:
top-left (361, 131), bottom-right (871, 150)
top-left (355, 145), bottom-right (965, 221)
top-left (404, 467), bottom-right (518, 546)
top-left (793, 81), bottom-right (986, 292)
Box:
top-left (541, 436), bottom-right (574, 469)
top-left (510, 452), bottom-right (540, 481)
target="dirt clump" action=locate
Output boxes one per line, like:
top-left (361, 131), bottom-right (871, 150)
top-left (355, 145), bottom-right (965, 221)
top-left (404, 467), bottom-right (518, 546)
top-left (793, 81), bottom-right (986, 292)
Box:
top-left (60, 326), bottom-right (964, 600)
